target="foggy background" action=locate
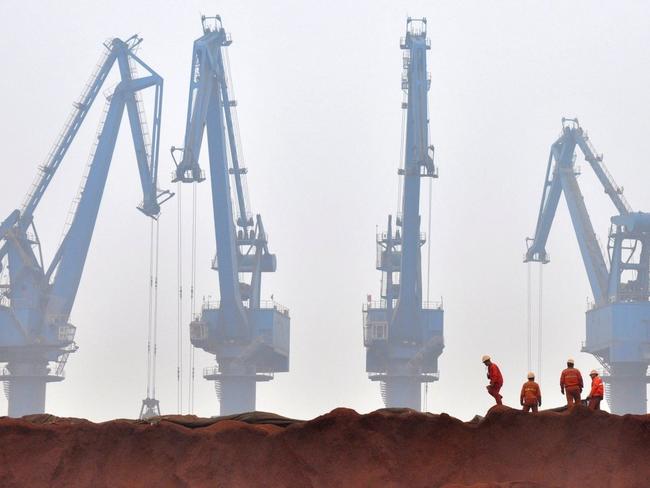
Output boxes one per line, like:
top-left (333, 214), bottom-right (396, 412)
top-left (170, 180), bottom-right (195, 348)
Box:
top-left (1, 0), bottom-right (649, 421)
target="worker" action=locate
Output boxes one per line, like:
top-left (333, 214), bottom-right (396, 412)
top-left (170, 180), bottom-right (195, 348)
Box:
top-left (520, 372), bottom-right (542, 412)
top-left (482, 355), bottom-right (503, 405)
top-left (559, 358), bottom-right (583, 408)
top-left (586, 370), bottom-right (604, 411)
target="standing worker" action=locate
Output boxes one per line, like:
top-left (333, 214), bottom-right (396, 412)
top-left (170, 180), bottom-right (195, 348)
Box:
top-left (560, 358), bottom-right (583, 408)
top-left (586, 370), bottom-right (604, 411)
top-left (520, 372), bottom-right (542, 412)
top-left (482, 355), bottom-right (503, 405)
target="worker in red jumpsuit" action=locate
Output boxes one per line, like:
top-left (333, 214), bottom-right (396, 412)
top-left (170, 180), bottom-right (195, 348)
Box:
top-left (520, 372), bottom-right (542, 412)
top-left (586, 369), bottom-right (604, 411)
top-left (560, 358), bottom-right (583, 408)
top-left (482, 355), bottom-right (503, 405)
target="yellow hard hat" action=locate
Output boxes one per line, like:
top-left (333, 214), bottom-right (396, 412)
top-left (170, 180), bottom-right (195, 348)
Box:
top-left (567, 358), bottom-right (575, 364)
top-left (590, 369), bottom-right (598, 376)
top-left (527, 372), bottom-right (535, 379)
top-left (482, 355), bottom-right (491, 362)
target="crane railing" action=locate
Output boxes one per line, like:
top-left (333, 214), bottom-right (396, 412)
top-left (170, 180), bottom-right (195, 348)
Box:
top-left (203, 365), bottom-right (274, 379)
top-left (128, 55), bottom-right (153, 166)
top-left (58, 96), bottom-right (112, 245)
top-left (580, 132), bottom-right (631, 214)
top-left (363, 299), bottom-right (442, 311)
top-left (0, 366), bottom-right (65, 380)
top-left (21, 43), bottom-right (115, 218)
top-left (221, 48), bottom-right (254, 226)
top-left (201, 299), bottom-right (289, 316)
top-left (376, 230), bottom-right (426, 243)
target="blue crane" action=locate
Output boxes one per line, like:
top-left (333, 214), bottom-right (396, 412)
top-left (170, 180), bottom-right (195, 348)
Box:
top-left (0, 36), bottom-right (171, 417)
top-left (172, 15), bottom-right (289, 415)
top-left (526, 118), bottom-right (650, 414)
top-left (363, 18), bottom-right (444, 410)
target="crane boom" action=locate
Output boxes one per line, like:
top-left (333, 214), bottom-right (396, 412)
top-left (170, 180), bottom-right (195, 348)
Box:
top-left (175, 16), bottom-right (289, 415)
top-left (525, 119), bottom-right (650, 414)
top-left (392, 18), bottom-right (435, 343)
top-left (363, 17), bottom-right (444, 411)
top-left (0, 36), bottom-right (170, 417)
top-left (574, 133), bottom-right (631, 215)
top-left (19, 47), bottom-right (117, 229)
top-left (526, 121), bottom-right (610, 304)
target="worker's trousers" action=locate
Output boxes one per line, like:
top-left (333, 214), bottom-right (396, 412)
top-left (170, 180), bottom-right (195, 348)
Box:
top-left (522, 403), bottom-right (538, 413)
top-left (588, 396), bottom-right (602, 411)
top-left (565, 387), bottom-right (581, 407)
top-left (487, 384), bottom-right (503, 405)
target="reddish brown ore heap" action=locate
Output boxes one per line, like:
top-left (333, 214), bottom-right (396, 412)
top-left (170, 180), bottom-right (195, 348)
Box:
top-left (0, 406), bottom-right (648, 487)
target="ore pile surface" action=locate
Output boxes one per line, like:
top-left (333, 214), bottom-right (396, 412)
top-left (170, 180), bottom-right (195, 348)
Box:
top-left (0, 406), bottom-right (648, 487)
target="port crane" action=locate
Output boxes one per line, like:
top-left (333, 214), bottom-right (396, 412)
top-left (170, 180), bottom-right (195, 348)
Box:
top-left (526, 118), bottom-right (650, 414)
top-left (172, 16), bottom-right (289, 415)
top-left (363, 18), bottom-right (444, 410)
top-left (0, 36), bottom-right (171, 417)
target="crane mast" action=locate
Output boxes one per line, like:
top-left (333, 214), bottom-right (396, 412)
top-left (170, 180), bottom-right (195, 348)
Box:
top-left (363, 18), bottom-right (444, 410)
top-left (0, 36), bottom-right (171, 417)
top-left (173, 16), bottom-right (289, 415)
top-left (526, 118), bottom-right (650, 413)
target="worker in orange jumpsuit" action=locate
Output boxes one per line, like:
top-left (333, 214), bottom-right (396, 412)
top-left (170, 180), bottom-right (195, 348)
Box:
top-left (559, 358), bottom-right (583, 407)
top-left (482, 355), bottom-right (503, 405)
top-left (586, 369), bottom-right (604, 411)
top-left (520, 372), bottom-right (542, 412)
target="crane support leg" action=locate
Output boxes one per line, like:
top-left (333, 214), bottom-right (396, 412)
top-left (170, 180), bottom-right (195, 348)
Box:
top-left (7, 381), bottom-right (46, 417)
top-left (382, 377), bottom-right (421, 410)
top-left (1, 358), bottom-right (61, 417)
top-left (205, 364), bottom-right (273, 416)
top-left (218, 376), bottom-right (256, 415)
top-left (607, 363), bottom-right (648, 414)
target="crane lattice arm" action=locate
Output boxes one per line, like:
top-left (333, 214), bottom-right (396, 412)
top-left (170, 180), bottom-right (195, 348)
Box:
top-left (391, 17), bottom-right (436, 343)
top-left (175, 16), bottom-right (290, 415)
top-left (45, 37), bottom-right (171, 319)
top-left (525, 119), bottom-right (627, 305)
top-left (1, 35), bottom-right (170, 349)
top-left (526, 119), bottom-right (650, 414)
top-left (172, 16), bottom-right (275, 341)
top-left (0, 35), bottom-right (171, 417)
top-left (362, 17), bottom-right (444, 411)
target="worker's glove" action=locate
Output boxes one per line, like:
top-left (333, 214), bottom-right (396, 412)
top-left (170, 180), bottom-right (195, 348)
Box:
top-left (538, 400), bottom-right (542, 407)
top-left (561, 388), bottom-right (564, 395)
top-left (520, 400), bottom-right (524, 406)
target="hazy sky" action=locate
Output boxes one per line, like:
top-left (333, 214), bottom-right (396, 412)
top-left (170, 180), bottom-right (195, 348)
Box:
top-left (1, 1), bottom-right (650, 420)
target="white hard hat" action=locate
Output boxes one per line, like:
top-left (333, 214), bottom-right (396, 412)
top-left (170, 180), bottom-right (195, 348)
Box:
top-left (590, 369), bottom-right (598, 376)
top-left (527, 372), bottom-right (535, 379)
top-left (482, 355), bottom-right (491, 362)
top-left (567, 358), bottom-right (575, 364)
